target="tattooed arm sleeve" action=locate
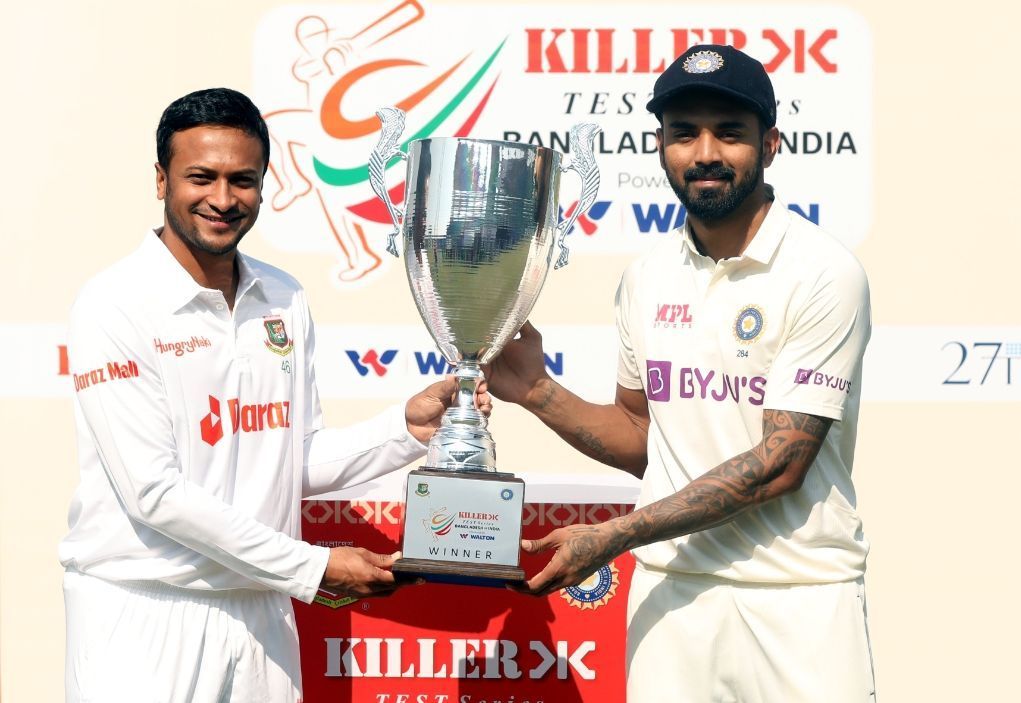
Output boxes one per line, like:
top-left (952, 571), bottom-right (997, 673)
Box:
top-left (605, 409), bottom-right (832, 551)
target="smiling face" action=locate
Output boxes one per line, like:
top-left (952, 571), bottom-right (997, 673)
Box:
top-left (155, 125), bottom-right (264, 257)
top-left (657, 91), bottom-right (779, 224)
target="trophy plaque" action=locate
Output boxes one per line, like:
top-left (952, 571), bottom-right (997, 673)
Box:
top-left (369, 107), bottom-right (600, 586)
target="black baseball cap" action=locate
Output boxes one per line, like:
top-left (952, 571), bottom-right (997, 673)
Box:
top-left (646, 45), bottom-right (776, 128)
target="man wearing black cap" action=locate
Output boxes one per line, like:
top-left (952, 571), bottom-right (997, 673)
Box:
top-left (488, 45), bottom-right (875, 701)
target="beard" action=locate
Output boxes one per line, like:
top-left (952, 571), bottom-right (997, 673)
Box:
top-left (667, 151), bottom-right (763, 224)
top-left (164, 186), bottom-right (250, 257)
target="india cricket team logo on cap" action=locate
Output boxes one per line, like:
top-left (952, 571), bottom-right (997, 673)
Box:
top-left (683, 50), bottom-right (725, 74)
top-left (562, 562), bottom-right (620, 611)
top-left (263, 316), bottom-right (294, 356)
top-left (734, 305), bottom-right (765, 343)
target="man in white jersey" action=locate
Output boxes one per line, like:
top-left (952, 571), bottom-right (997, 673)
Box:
top-left (488, 45), bottom-right (876, 702)
top-left (61, 88), bottom-right (489, 703)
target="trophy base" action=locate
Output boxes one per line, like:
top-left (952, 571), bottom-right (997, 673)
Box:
top-left (399, 468), bottom-right (525, 588)
top-left (392, 558), bottom-right (525, 588)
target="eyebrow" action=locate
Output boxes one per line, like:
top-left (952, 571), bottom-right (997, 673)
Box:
top-left (183, 165), bottom-right (260, 177)
top-left (667, 120), bottom-right (750, 130)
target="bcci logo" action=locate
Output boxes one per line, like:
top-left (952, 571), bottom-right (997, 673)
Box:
top-left (562, 562), bottom-right (620, 611)
top-left (254, 1), bottom-right (505, 286)
top-left (733, 305), bottom-right (765, 344)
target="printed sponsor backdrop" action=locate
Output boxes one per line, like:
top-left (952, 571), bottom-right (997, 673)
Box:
top-left (2, 1), bottom-right (1019, 701)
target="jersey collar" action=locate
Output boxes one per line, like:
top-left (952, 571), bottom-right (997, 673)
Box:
top-left (142, 228), bottom-right (265, 313)
top-left (678, 189), bottom-right (791, 265)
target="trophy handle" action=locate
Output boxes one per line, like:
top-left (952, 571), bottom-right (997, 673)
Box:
top-left (554, 123), bottom-right (602, 269)
top-left (369, 107), bottom-right (409, 257)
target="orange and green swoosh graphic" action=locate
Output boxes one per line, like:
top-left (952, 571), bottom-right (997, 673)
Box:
top-left (430, 511), bottom-right (456, 536)
top-left (312, 38), bottom-right (506, 190)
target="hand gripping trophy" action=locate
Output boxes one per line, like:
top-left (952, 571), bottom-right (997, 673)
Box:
top-left (369, 107), bottom-right (600, 585)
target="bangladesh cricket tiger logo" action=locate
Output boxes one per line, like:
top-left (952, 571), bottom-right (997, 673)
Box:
top-left (263, 316), bottom-right (295, 356)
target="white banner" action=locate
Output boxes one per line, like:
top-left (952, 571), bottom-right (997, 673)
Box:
top-left (12, 324), bottom-right (1019, 402)
top-left (251, 2), bottom-right (872, 286)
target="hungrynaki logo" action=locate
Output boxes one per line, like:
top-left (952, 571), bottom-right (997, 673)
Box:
top-left (199, 394), bottom-right (292, 446)
top-left (346, 349), bottom-right (398, 376)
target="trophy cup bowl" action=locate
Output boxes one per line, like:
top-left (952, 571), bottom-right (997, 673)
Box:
top-left (369, 107), bottom-right (600, 585)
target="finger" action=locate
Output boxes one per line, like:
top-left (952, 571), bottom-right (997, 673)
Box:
top-left (523, 566), bottom-right (561, 595)
top-left (520, 533), bottom-right (556, 554)
top-left (519, 320), bottom-right (540, 339)
top-left (365, 550), bottom-right (397, 569)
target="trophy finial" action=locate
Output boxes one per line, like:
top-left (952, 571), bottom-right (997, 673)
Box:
top-left (369, 107), bottom-right (408, 257)
top-left (555, 123), bottom-right (602, 269)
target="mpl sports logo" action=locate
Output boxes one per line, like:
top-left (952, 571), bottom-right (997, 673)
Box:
top-left (652, 303), bottom-right (693, 329)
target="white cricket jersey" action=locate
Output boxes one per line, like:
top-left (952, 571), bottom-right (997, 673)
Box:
top-left (60, 230), bottom-right (426, 602)
top-left (617, 196), bottom-right (871, 583)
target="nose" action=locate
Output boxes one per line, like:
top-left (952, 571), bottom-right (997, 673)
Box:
top-left (692, 130), bottom-right (722, 166)
top-left (206, 178), bottom-right (236, 213)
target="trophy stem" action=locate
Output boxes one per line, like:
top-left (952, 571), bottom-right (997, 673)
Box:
top-left (425, 361), bottom-right (496, 472)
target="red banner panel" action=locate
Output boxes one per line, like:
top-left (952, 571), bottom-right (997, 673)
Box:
top-left (298, 498), bottom-right (636, 703)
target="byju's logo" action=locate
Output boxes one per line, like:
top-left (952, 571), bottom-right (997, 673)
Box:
top-left (558, 200), bottom-right (612, 235)
top-left (794, 368), bottom-right (852, 393)
top-left (346, 349), bottom-right (398, 376)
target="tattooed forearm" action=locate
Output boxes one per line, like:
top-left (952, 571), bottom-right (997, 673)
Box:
top-left (605, 409), bottom-right (832, 551)
top-left (533, 380), bottom-right (557, 412)
top-left (572, 427), bottom-right (618, 465)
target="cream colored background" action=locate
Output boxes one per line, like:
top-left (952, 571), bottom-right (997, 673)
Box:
top-left (1, 1), bottom-right (1019, 701)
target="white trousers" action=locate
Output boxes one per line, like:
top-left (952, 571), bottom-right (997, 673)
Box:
top-left (64, 570), bottom-right (302, 703)
top-left (626, 565), bottom-right (877, 703)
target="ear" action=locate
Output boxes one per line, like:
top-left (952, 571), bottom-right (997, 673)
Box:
top-left (761, 126), bottom-right (780, 169)
top-left (656, 126), bottom-right (665, 170)
top-left (155, 163), bottom-right (167, 201)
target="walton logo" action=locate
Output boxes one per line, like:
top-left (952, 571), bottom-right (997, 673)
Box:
top-left (557, 200), bottom-right (611, 236)
top-left (414, 349), bottom-right (565, 376)
top-left (257, 1), bottom-right (504, 284)
top-left (199, 395), bottom-right (292, 446)
top-left (346, 349), bottom-right (398, 376)
top-left (633, 202), bottom-right (822, 233)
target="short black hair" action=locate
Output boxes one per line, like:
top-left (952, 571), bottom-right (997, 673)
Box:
top-left (156, 88), bottom-right (270, 173)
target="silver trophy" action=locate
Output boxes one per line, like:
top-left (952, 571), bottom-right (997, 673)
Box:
top-left (369, 107), bottom-right (600, 585)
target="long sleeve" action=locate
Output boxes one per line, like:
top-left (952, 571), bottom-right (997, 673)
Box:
top-left (67, 290), bottom-right (329, 602)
